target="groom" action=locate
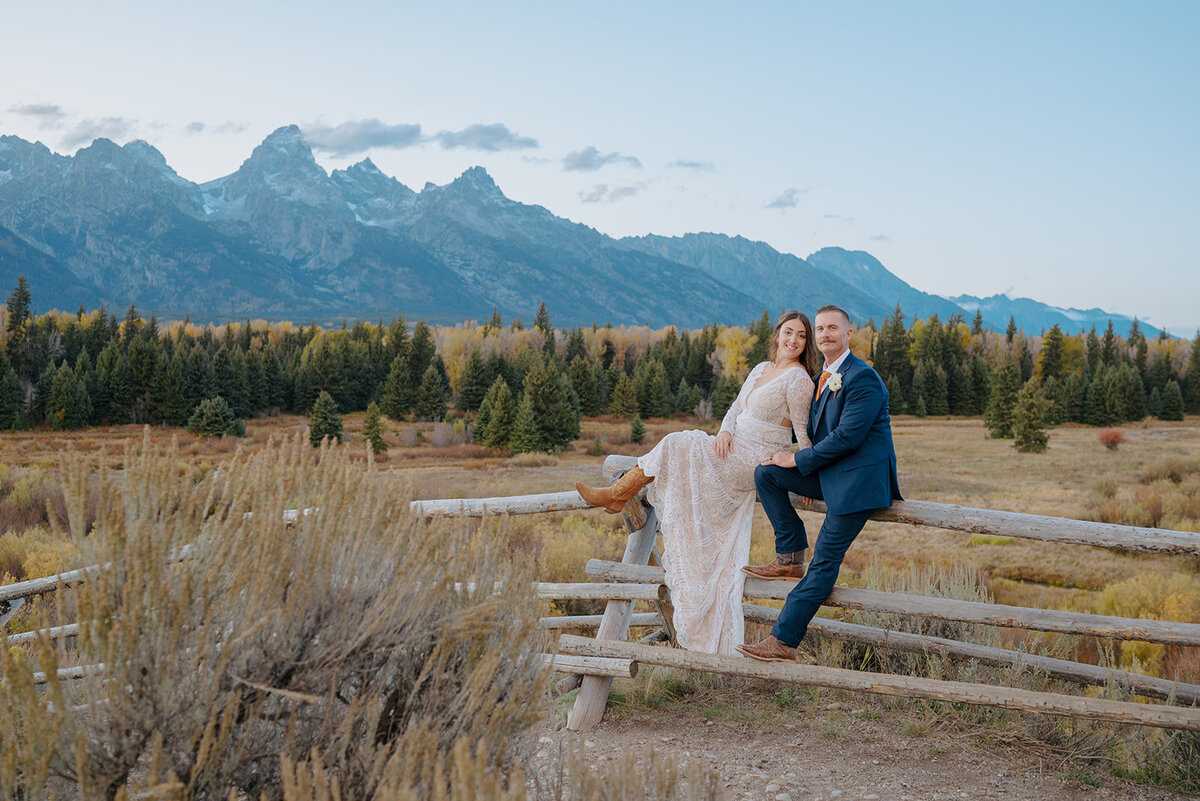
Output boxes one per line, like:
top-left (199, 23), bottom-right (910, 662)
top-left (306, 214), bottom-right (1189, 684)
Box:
top-left (736, 305), bottom-right (902, 662)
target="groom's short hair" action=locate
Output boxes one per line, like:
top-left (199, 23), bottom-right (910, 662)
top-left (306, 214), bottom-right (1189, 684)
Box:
top-left (816, 305), bottom-right (852, 325)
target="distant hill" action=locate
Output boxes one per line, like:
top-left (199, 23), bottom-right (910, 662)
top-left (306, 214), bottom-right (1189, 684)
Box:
top-left (0, 126), bottom-right (1161, 333)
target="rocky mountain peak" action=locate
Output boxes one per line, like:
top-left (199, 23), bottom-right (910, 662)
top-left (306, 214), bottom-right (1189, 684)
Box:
top-left (447, 166), bottom-right (504, 200)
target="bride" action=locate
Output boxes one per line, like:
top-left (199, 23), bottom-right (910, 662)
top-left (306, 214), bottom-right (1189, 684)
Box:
top-left (576, 310), bottom-right (818, 654)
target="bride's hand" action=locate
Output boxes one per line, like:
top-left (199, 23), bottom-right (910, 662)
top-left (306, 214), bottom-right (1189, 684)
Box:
top-left (713, 431), bottom-right (733, 458)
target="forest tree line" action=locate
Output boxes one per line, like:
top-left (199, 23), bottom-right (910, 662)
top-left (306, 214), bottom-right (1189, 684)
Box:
top-left (1, 276), bottom-right (1198, 451)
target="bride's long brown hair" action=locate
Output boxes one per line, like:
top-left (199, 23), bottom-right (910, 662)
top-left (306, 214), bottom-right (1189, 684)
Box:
top-left (767, 310), bottom-right (819, 379)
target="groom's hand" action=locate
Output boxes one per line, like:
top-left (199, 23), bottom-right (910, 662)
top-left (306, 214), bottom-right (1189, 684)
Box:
top-left (761, 450), bottom-right (796, 468)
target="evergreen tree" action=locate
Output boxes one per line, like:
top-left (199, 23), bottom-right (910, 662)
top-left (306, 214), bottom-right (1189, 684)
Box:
top-left (634, 358), bottom-right (672, 418)
top-left (565, 328), bottom-right (588, 364)
top-left (1148, 386), bottom-right (1162, 419)
top-left (1017, 338), bottom-right (1034, 383)
top-left (609, 372), bottom-right (639, 417)
top-left (1084, 366), bottom-right (1115, 426)
top-left (711, 373), bottom-right (741, 419)
top-left (488, 307), bottom-right (503, 332)
top-left (970, 309), bottom-right (985, 336)
top-left (533, 301), bottom-right (555, 358)
top-left (308, 390), bottom-right (343, 446)
top-left (631, 414), bottom-right (645, 444)
top-left (1085, 325), bottom-right (1101, 374)
top-left (413, 364), bottom-right (448, 421)
top-left (1012, 381), bottom-right (1049, 453)
top-left (1159, 380), bottom-right (1185, 421)
top-left (4, 276), bottom-right (33, 379)
top-left (873, 305), bottom-right (911, 404)
top-left (157, 353), bottom-right (191, 426)
top-left (0, 359), bottom-right (26, 430)
top-left (46, 363), bottom-right (91, 430)
top-left (747, 310), bottom-right (771, 366)
top-left (408, 322), bottom-right (437, 387)
top-left (519, 360), bottom-right (580, 451)
top-left (187, 396), bottom-right (245, 438)
top-left (1005, 316), bottom-right (1017, 344)
top-left (568, 355), bottom-right (599, 416)
top-left (379, 353), bottom-right (412, 420)
top-left (480, 377), bottom-right (517, 449)
top-left (362, 401), bottom-right (387, 454)
top-left (455, 350), bottom-right (489, 412)
top-left (1037, 325), bottom-right (1066, 383)
top-left (984, 356), bottom-right (1020, 438)
top-left (1100, 320), bottom-right (1118, 366)
top-left (1186, 331), bottom-right (1200, 414)
top-left (1128, 318), bottom-right (1148, 384)
top-left (508, 392), bottom-right (540, 454)
top-left (674, 377), bottom-right (700, 415)
top-left (31, 363), bottom-right (56, 424)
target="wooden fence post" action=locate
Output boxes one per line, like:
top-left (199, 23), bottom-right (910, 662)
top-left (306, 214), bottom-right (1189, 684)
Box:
top-left (566, 492), bottom-right (659, 731)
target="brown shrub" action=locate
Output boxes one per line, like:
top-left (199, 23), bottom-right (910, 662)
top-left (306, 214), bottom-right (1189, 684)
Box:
top-left (1098, 428), bottom-right (1125, 450)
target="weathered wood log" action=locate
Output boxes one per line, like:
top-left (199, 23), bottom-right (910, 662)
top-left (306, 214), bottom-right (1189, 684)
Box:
top-left (30, 663), bottom-right (105, 686)
top-left (601, 455), bottom-right (1200, 556)
top-left (568, 503), bottom-right (660, 732)
top-left (411, 491), bottom-right (591, 518)
top-left (542, 653), bottom-right (638, 678)
top-left (5, 623), bottom-right (79, 647)
top-left (637, 628), bottom-right (671, 646)
top-left (586, 559), bottom-right (1200, 647)
top-left (557, 635), bottom-right (1200, 732)
top-left (534, 582), bottom-right (664, 602)
top-left (555, 674), bottom-right (583, 694)
top-left (540, 612), bottom-right (662, 630)
top-left (741, 604), bottom-right (1200, 705)
top-left (1, 545), bottom-right (195, 604)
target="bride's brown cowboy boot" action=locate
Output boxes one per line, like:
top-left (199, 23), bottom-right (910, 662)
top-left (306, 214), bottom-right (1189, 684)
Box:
top-left (576, 466), bottom-right (653, 513)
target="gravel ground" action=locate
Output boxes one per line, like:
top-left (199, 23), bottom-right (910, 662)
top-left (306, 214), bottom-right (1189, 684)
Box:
top-left (530, 702), bottom-right (1191, 800)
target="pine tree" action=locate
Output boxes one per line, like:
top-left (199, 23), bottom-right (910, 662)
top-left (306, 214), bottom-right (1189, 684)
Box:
top-left (379, 353), bottom-right (412, 421)
top-left (634, 359), bottom-right (672, 418)
top-left (984, 356), bottom-right (1020, 438)
top-left (308, 390), bottom-right (343, 446)
top-left (455, 350), bottom-right (489, 412)
top-left (157, 354), bottom-right (190, 426)
top-left (1037, 325), bottom-right (1066, 383)
top-left (1085, 325), bottom-right (1101, 375)
top-left (187, 396), bottom-right (245, 438)
top-left (362, 401), bottom-right (387, 454)
top-left (520, 360), bottom-right (580, 451)
top-left (0, 359), bottom-right (26, 430)
top-left (970, 309), bottom-right (985, 336)
top-left (487, 307), bottom-right (503, 332)
top-left (508, 392), bottom-right (540, 454)
top-left (1012, 381), bottom-right (1049, 453)
top-left (413, 364), bottom-right (448, 421)
top-left (1184, 331), bottom-right (1200, 414)
top-left (1159, 380), bottom-right (1185, 421)
top-left (1100, 320), bottom-right (1118, 366)
top-left (630, 414), bottom-right (645, 444)
top-left (873, 305), bottom-right (911, 402)
top-left (674, 377), bottom-right (700, 415)
top-left (609, 372), bottom-right (639, 417)
top-left (747, 310), bottom-right (771, 366)
top-left (1128, 318), bottom-right (1148, 384)
top-left (480, 378), bottom-right (517, 449)
top-left (408, 322), bottom-right (437, 387)
top-left (533, 301), bottom-right (555, 358)
top-left (4, 276), bottom-right (33, 379)
top-left (568, 355), bottom-right (599, 416)
top-left (47, 363), bottom-right (91, 430)
top-left (1005, 316), bottom-right (1017, 344)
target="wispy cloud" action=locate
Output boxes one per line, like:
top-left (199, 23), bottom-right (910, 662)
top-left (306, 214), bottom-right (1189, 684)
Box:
top-left (578, 183), bottom-right (645, 203)
top-left (185, 121), bottom-right (206, 134)
top-left (869, 233), bottom-right (890, 242)
top-left (60, 117), bottom-right (138, 148)
top-left (823, 213), bottom-right (856, 223)
top-left (563, 146), bottom-right (642, 171)
top-left (8, 104), bottom-right (68, 128)
top-left (764, 187), bottom-right (804, 209)
top-left (434, 123), bottom-right (537, 151)
top-left (305, 118), bottom-right (423, 156)
top-left (668, 159), bottom-right (714, 172)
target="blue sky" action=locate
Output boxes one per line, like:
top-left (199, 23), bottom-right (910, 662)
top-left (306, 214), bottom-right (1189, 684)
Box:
top-left (2, 1), bottom-right (1197, 332)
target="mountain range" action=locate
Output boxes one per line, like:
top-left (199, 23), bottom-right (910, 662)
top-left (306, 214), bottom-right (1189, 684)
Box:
top-left (0, 125), bottom-right (1156, 335)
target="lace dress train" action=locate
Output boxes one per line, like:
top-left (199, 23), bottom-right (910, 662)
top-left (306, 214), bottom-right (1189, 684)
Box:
top-left (638, 362), bottom-right (813, 655)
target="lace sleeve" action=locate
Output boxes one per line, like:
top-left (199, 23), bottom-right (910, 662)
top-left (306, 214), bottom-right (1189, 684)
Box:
top-left (786, 368), bottom-right (815, 449)
top-left (719, 363), bottom-right (761, 437)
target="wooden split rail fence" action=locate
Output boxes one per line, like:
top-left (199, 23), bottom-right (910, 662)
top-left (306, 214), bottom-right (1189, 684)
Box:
top-left (6, 454), bottom-right (1200, 733)
top-left (410, 454), bottom-right (1200, 732)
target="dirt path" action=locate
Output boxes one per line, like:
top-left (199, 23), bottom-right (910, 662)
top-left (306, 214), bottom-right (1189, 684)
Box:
top-left (531, 704), bottom-right (1189, 800)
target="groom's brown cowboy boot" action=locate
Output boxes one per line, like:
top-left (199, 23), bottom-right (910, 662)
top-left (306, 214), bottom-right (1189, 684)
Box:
top-left (741, 550), bottom-right (806, 581)
top-left (736, 635), bottom-right (797, 662)
top-left (576, 466), bottom-right (653, 514)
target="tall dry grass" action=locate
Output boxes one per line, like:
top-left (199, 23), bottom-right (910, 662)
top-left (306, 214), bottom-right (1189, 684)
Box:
top-left (1, 434), bottom-right (549, 799)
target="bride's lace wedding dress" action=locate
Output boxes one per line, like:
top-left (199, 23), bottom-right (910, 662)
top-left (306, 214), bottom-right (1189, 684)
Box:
top-left (639, 362), bottom-right (813, 655)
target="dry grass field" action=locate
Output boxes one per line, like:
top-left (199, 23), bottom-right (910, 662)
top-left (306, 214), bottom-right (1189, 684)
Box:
top-left (2, 413), bottom-right (1198, 796)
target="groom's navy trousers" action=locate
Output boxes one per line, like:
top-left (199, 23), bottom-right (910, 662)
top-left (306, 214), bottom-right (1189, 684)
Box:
top-left (754, 466), bottom-right (872, 646)
top-left (754, 351), bottom-right (901, 648)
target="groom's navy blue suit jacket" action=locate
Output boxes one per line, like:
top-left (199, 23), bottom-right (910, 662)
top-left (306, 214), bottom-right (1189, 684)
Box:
top-left (794, 351), bottom-right (902, 514)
